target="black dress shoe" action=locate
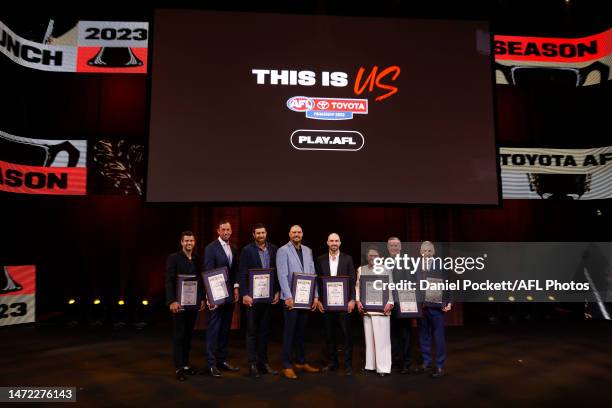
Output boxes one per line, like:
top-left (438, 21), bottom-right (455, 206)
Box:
top-left (399, 365), bottom-right (410, 375)
top-left (209, 366), bottom-right (222, 377)
top-left (249, 364), bottom-right (260, 378)
top-left (361, 368), bottom-right (375, 375)
top-left (430, 368), bottom-right (444, 378)
top-left (218, 362), bottom-right (240, 372)
top-left (259, 363), bottom-right (278, 375)
top-left (322, 364), bottom-right (338, 372)
top-left (184, 367), bottom-right (199, 375)
top-left (344, 367), bottom-right (353, 376)
top-left (176, 369), bottom-right (187, 381)
top-left (378, 372), bottom-right (389, 377)
top-left (413, 364), bottom-right (431, 374)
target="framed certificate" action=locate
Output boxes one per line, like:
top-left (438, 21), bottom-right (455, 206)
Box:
top-left (248, 268), bottom-right (275, 304)
top-left (176, 274), bottom-right (202, 311)
top-left (359, 275), bottom-right (389, 313)
top-left (320, 276), bottom-right (349, 312)
top-left (202, 267), bottom-right (231, 306)
top-left (421, 270), bottom-right (447, 308)
top-left (291, 273), bottom-right (316, 309)
top-left (395, 288), bottom-right (421, 318)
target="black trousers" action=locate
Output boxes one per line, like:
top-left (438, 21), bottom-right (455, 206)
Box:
top-left (172, 310), bottom-right (198, 370)
top-left (391, 314), bottom-right (420, 368)
top-left (245, 303), bottom-right (272, 365)
top-left (323, 311), bottom-right (353, 368)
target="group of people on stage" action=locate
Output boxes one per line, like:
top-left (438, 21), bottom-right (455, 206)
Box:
top-left (165, 221), bottom-right (452, 382)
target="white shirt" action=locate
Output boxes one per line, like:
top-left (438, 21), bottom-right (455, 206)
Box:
top-left (329, 251), bottom-right (339, 277)
top-left (218, 236), bottom-right (232, 266)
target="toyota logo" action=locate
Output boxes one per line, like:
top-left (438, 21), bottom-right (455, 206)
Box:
top-left (317, 101), bottom-right (330, 110)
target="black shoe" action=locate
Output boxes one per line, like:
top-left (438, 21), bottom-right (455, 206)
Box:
top-left (249, 364), bottom-right (260, 378)
top-left (344, 367), bottom-right (353, 376)
top-left (184, 367), bottom-right (199, 375)
top-left (430, 368), bottom-right (444, 378)
top-left (259, 363), bottom-right (278, 375)
top-left (378, 372), bottom-right (389, 377)
top-left (322, 364), bottom-right (338, 372)
top-left (414, 364), bottom-right (431, 374)
top-left (209, 366), bottom-right (222, 377)
top-left (218, 362), bottom-right (240, 372)
top-left (399, 365), bottom-right (410, 375)
top-left (361, 368), bottom-right (375, 375)
top-left (176, 369), bottom-right (187, 381)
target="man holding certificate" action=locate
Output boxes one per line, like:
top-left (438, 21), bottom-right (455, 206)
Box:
top-left (165, 231), bottom-right (205, 381)
top-left (239, 223), bottom-right (280, 378)
top-left (204, 220), bottom-right (240, 377)
top-left (316, 233), bottom-right (356, 376)
top-left (417, 241), bottom-right (452, 379)
top-left (276, 225), bottom-right (320, 379)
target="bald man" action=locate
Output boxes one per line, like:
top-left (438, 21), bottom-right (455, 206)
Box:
top-left (276, 225), bottom-right (320, 379)
top-left (316, 233), bottom-right (356, 376)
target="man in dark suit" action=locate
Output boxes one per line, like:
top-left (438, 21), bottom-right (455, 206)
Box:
top-left (165, 231), bottom-right (205, 381)
top-left (388, 237), bottom-right (422, 374)
top-left (239, 223), bottom-right (280, 378)
top-left (316, 233), bottom-right (356, 376)
top-left (417, 241), bottom-right (452, 379)
top-left (204, 220), bottom-right (240, 377)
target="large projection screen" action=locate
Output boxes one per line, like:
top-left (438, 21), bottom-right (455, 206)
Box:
top-left (147, 9), bottom-right (498, 203)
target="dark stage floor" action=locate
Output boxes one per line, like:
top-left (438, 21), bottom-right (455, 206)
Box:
top-left (1, 320), bottom-right (610, 407)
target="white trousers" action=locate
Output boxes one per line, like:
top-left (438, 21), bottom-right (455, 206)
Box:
top-left (363, 315), bottom-right (392, 373)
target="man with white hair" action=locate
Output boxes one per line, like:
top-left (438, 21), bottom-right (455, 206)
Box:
top-left (417, 241), bottom-right (452, 379)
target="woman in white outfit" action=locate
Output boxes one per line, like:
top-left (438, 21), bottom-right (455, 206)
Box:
top-left (356, 247), bottom-right (394, 376)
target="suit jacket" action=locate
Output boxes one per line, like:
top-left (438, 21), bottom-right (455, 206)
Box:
top-left (276, 241), bottom-right (317, 300)
top-left (316, 252), bottom-right (356, 302)
top-left (165, 251), bottom-right (204, 306)
top-left (204, 238), bottom-right (239, 287)
top-left (238, 242), bottom-right (279, 297)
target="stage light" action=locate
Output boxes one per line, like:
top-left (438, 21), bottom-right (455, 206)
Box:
top-left (88, 297), bottom-right (106, 327)
top-left (134, 299), bottom-right (152, 330)
top-left (64, 297), bottom-right (81, 327)
top-left (112, 298), bottom-right (129, 329)
top-left (548, 295), bottom-right (556, 301)
top-left (508, 296), bottom-right (515, 302)
top-left (526, 295), bottom-right (534, 301)
top-left (488, 296), bottom-right (495, 301)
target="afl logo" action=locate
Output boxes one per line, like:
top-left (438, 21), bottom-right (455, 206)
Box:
top-left (287, 96), bottom-right (314, 112)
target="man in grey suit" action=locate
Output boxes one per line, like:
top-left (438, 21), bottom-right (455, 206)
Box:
top-left (276, 225), bottom-right (321, 379)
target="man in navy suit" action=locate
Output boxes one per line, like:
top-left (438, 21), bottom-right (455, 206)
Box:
top-left (276, 225), bottom-right (321, 379)
top-left (316, 233), bottom-right (356, 376)
top-left (417, 241), bottom-right (452, 379)
top-left (204, 220), bottom-right (240, 377)
top-left (239, 223), bottom-right (280, 378)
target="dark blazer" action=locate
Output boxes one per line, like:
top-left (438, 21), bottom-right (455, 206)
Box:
top-left (238, 242), bottom-right (279, 297)
top-left (316, 252), bottom-right (356, 301)
top-left (165, 251), bottom-right (204, 306)
top-left (204, 238), bottom-right (239, 287)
